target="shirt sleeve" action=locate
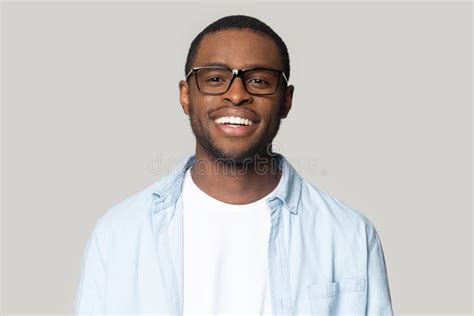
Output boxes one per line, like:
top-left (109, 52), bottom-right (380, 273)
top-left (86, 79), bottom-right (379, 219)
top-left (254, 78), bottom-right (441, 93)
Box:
top-left (74, 220), bottom-right (107, 315)
top-left (366, 227), bottom-right (394, 315)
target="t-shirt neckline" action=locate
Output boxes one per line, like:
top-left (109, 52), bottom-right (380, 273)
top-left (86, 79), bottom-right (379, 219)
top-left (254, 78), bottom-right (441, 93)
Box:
top-left (184, 168), bottom-right (281, 210)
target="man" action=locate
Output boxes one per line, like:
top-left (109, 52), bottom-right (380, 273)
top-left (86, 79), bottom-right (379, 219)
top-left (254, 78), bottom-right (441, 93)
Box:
top-left (75, 15), bottom-right (393, 315)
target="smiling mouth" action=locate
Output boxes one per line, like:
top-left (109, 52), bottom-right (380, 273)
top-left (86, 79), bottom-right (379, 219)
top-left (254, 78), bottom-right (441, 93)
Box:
top-left (213, 115), bottom-right (256, 126)
top-left (212, 116), bottom-right (258, 137)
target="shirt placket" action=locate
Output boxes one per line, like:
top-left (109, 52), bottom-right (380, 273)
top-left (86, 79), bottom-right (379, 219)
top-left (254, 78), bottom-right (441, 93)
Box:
top-left (267, 197), bottom-right (293, 315)
top-left (153, 198), bottom-right (182, 315)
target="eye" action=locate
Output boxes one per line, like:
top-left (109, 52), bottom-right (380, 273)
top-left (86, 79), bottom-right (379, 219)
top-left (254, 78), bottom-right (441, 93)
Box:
top-left (206, 76), bottom-right (227, 83)
top-left (207, 76), bottom-right (226, 82)
top-left (247, 78), bottom-right (269, 86)
top-left (248, 78), bottom-right (267, 84)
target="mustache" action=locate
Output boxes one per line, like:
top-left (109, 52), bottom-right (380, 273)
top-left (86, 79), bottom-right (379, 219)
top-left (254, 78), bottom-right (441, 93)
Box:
top-left (208, 105), bottom-right (259, 119)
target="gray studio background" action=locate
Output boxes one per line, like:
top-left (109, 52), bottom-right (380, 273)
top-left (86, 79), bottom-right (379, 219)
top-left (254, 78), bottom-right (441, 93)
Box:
top-left (2, 1), bottom-right (472, 314)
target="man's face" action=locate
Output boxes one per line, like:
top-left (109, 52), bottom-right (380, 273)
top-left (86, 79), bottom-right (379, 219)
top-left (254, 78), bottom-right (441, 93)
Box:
top-left (179, 28), bottom-right (294, 165)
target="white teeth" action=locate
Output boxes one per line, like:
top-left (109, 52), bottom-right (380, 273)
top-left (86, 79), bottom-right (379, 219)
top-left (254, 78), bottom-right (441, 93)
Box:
top-left (214, 116), bottom-right (254, 126)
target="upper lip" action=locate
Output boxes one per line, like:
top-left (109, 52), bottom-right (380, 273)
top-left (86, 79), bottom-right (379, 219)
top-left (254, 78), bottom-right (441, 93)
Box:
top-left (210, 110), bottom-right (260, 123)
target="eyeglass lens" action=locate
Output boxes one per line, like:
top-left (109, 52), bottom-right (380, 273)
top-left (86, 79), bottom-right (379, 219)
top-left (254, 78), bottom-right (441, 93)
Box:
top-left (196, 68), bottom-right (280, 95)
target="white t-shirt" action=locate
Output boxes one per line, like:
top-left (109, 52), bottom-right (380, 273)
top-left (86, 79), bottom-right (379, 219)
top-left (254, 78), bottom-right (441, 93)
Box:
top-left (182, 168), bottom-right (278, 316)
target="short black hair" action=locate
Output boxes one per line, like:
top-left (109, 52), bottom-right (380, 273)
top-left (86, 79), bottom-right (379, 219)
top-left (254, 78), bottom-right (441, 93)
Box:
top-left (184, 15), bottom-right (290, 82)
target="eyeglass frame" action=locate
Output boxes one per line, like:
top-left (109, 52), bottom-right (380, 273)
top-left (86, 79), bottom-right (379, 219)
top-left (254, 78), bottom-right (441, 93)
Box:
top-left (185, 66), bottom-right (289, 96)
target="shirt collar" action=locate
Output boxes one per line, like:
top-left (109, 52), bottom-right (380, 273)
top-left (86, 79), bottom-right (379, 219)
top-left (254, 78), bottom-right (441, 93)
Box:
top-left (151, 154), bottom-right (302, 215)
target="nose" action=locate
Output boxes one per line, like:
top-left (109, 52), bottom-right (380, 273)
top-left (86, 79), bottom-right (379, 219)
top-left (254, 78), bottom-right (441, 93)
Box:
top-left (222, 77), bottom-right (252, 106)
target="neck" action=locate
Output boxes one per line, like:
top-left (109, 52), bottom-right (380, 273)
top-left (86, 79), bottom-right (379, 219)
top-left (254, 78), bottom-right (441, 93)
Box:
top-left (190, 148), bottom-right (282, 205)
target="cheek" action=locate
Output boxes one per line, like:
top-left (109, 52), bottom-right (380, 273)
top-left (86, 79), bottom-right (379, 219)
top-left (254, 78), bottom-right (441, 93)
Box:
top-left (266, 101), bottom-right (285, 121)
top-left (190, 94), bottom-right (218, 114)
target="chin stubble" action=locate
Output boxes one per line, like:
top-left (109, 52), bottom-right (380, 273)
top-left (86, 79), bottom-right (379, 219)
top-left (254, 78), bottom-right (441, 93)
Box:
top-left (188, 101), bottom-right (282, 167)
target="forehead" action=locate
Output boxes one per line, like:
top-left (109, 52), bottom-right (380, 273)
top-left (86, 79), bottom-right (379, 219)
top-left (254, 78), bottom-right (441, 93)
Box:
top-left (193, 28), bottom-right (282, 69)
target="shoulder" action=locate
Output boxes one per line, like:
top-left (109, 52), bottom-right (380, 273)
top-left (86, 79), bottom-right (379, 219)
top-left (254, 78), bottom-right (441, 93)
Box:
top-left (92, 178), bottom-right (165, 237)
top-left (299, 179), bottom-right (377, 242)
top-left (92, 156), bottom-right (193, 237)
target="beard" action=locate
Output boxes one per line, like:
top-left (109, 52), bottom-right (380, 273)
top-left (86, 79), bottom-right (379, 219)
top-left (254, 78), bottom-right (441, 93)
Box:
top-left (188, 101), bottom-right (282, 167)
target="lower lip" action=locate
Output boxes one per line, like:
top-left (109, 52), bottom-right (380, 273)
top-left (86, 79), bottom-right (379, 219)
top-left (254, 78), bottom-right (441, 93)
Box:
top-left (212, 120), bottom-right (258, 137)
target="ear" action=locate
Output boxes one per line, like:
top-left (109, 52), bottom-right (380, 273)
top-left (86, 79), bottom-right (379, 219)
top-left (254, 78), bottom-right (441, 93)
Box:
top-left (280, 85), bottom-right (294, 119)
top-left (179, 80), bottom-right (190, 115)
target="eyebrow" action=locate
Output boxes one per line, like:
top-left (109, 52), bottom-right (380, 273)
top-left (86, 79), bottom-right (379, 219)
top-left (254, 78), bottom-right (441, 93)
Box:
top-left (200, 62), bottom-right (277, 69)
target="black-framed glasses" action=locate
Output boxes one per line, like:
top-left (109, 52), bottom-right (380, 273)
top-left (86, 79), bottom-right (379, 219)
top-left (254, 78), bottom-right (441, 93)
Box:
top-left (185, 66), bottom-right (289, 96)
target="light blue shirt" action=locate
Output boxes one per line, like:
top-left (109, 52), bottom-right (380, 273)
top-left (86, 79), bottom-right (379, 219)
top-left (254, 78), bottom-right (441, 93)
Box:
top-left (75, 154), bottom-right (393, 315)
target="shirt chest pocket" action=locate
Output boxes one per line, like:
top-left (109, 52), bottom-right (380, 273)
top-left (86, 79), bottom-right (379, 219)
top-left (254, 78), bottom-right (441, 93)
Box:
top-left (307, 278), bottom-right (367, 315)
